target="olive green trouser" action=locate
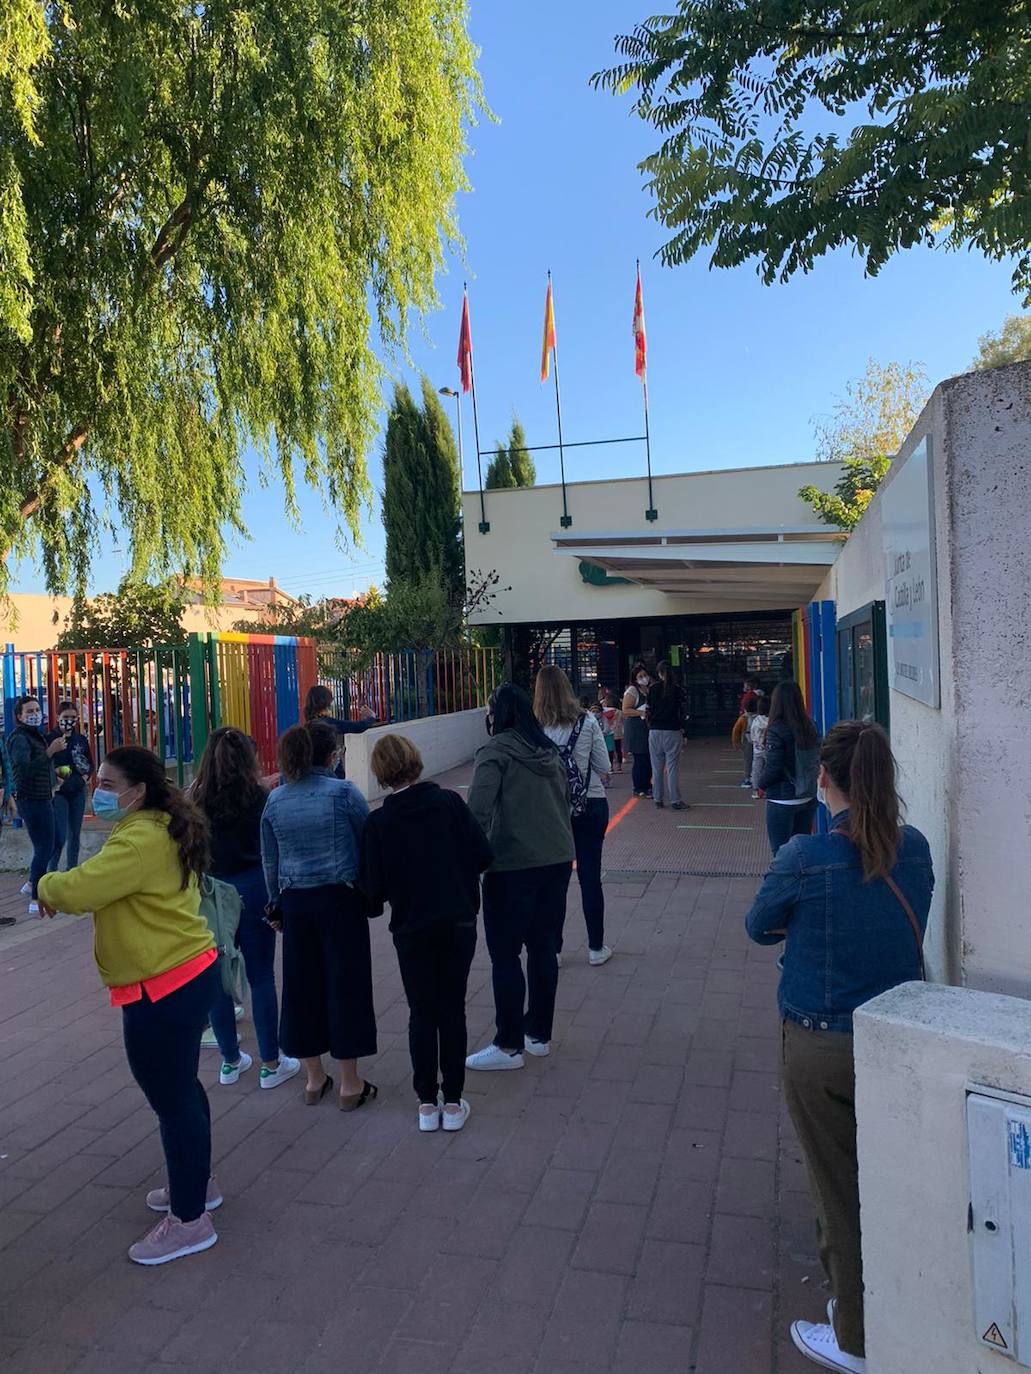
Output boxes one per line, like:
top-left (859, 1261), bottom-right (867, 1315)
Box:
top-left (781, 1017), bottom-right (865, 1358)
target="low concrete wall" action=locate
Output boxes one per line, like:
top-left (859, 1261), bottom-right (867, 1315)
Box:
top-left (855, 981), bottom-right (1031, 1374)
top-left (343, 707), bottom-right (486, 802)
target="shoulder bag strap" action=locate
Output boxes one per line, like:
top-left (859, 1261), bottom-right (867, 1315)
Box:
top-left (831, 828), bottom-right (925, 980)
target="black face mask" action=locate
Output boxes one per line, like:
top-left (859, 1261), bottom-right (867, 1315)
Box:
top-left (484, 712), bottom-right (494, 737)
top-left (60, 719), bottom-right (76, 734)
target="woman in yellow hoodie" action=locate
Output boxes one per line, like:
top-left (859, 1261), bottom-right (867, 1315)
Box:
top-left (39, 746), bottom-right (218, 1267)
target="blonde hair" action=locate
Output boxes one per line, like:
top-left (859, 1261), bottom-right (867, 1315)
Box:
top-left (370, 733), bottom-right (424, 789)
top-left (533, 665), bottom-right (582, 727)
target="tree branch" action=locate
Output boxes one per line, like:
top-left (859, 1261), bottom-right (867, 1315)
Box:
top-left (18, 426), bottom-right (87, 521)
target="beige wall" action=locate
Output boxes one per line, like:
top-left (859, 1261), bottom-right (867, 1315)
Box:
top-left (819, 360), bottom-right (1031, 995)
top-left (462, 460), bottom-right (844, 625)
top-left (2, 593), bottom-right (270, 651)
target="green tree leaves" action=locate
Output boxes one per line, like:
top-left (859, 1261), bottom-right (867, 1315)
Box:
top-left (485, 416), bottom-right (535, 489)
top-left (382, 376), bottom-right (463, 608)
top-left (971, 315), bottom-right (1031, 370)
top-left (57, 575), bottom-right (187, 648)
top-left (1, 0), bottom-right (482, 598)
top-left (594, 3), bottom-right (1031, 299)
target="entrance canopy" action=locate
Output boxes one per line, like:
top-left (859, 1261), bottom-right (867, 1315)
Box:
top-left (552, 525), bottom-right (842, 607)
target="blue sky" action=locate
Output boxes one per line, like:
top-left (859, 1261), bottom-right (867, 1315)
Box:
top-left (12, 0), bottom-right (1023, 600)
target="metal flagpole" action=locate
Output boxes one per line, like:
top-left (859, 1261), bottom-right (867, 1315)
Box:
top-left (549, 271), bottom-right (572, 529)
top-left (637, 259), bottom-right (658, 522)
top-left (464, 283), bottom-right (489, 534)
top-left (643, 373), bottom-right (657, 522)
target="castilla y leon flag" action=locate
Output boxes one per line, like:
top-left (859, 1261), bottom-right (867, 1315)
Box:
top-left (633, 263), bottom-right (647, 380)
top-left (540, 275), bottom-right (556, 383)
top-left (457, 287), bottom-right (473, 394)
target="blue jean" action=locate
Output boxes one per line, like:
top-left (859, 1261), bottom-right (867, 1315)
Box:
top-left (208, 867), bottom-right (280, 1064)
top-left (567, 797), bottom-right (608, 952)
top-left (123, 961), bottom-right (218, 1222)
top-left (51, 789), bottom-right (87, 870)
top-left (17, 797), bottom-right (55, 898)
top-left (766, 799), bottom-right (817, 856)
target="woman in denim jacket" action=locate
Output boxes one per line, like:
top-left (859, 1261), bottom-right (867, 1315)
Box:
top-left (262, 720), bottom-right (377, 1110)
top-left (745, 722), bottom-right (933, 1374)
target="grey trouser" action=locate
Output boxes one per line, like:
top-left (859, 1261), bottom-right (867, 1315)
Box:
top-left (649, 729), bottom-right (683, 805)
top-left (782, 1019), bottom-right (865, 1358)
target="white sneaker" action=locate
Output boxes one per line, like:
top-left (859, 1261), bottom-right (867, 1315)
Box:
top-left (524, 1037), bottom-right (551, 1057)
top-left (465, 1044), bottom-right (524, 1071)
top-left (589, 945), bottom-right (613, 966)
top-left (27, 901), bottom-right (39, 916)
top-left (442, 1099), bottom-right (471, 1132)
top-left (219, 1051), bottom-right (253, 1086)
top-left (790, 1320), bottom-right (866, 1373)
top-left (200, 1026), bottom-right (219, 1049)
top-left (20, 881), bottom-right (31, 895)
top-left (259, 1055), bottom-right (301, 1089)
top-left (418, 1102), bottom-right (441, 1132)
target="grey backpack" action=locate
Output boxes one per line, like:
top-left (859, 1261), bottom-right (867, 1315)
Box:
top-left (792, 744), bottom-right (821, 800)
top-left (199, 875), bottom-right (244, 999)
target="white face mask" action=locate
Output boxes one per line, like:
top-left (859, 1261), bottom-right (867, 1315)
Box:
top-left (817, 782), bottom-right (827, 808)
top-left (636, 676), bottom-right (649, 687)
top-left (23, 711), bottom-right (42, 728)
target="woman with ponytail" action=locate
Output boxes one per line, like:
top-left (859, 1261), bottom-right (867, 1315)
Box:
top-left (38, 748), bottom-right (221, 1267)
top-left (261, 721), bottom-right (377, 1110)
top-left (744, 722), bottom-right (934, 1374)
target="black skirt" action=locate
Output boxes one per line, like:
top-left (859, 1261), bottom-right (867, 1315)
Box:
top-left (279, 883), bottom-right (377, 1061)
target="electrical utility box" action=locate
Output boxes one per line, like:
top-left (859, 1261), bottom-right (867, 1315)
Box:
top-left (967, 1090), bottom-right (1031, 1364)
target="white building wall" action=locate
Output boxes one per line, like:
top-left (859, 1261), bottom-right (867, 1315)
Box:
top-left (344, 708), bottom-right (486, 803)
top-left (855, 982), bottom-right (1031, 1374)
top-left (463, 461), bottom-right (843, 625)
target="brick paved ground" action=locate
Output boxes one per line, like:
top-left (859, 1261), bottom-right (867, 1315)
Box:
top-left (0, 745), bottom-right (827, 1374)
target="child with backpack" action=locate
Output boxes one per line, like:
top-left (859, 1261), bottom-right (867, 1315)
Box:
top-left (591, 701), bottom-right (615, 786)
top-left (748, 694), bottom-right (770, 799)
top-left (534, 667), bottom-right (613, 967)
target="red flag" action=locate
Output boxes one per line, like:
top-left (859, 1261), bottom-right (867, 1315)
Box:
top-left (633, 264), bottom-right (647, 380)
top-left (457, 287), bottom-right (473, 394)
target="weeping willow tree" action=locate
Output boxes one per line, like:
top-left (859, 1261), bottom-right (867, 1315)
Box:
top-left (0, 0), bottom-right (482, 595)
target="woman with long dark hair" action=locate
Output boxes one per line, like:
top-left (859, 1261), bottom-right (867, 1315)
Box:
top-left (621, 661), bottom-right (652, 797)
top-left (191, 728), bottom-right (299, 1090)
top-left (646, 660), bottom-right (688, 810)
top-left (38, 747), bottom-right (221, 1266)
top-left (758, 680), bottom-right (821, 855)
top-left (7, 694), bottom-right (63, 916)
top-left (465, 683), bottom-right (575, 1070)
top-left (303, 683), bottom-right (376, 778)
top-left (745, 722), bottom-right (933, 1373)
top-left (534, 666), bottom-right (613, 966)
top-left (262, 721), bottom-right (377, 1109)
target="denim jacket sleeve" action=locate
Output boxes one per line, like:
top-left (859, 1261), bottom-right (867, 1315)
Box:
top-left (0, 738), bottom-right (12, 798)
top-left (261, 804), bottom-right (280, 899)
top-left (744, 838), bottom-right (804, 945)
top-left (757, 724), bottom-right (786, 794)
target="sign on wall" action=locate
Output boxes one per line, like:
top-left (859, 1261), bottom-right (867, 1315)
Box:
top-left (882, 437), bottom-right (941, 708)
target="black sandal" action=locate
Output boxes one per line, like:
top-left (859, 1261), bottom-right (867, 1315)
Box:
top-left (339, 1080), bottom-right (378, 1112)
top-left (304, 1073), bottom-right (334, 1106)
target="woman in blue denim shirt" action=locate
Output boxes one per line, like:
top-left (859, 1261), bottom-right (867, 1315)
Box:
top-left (745, 722), bottom-right (933, 1374)
top-left (262, 720), bottom-right (377, 1110)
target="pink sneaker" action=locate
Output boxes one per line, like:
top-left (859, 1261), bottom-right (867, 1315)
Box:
top-left (146, 1176), bottom-right (222, 1213)
top-left (129, 1212), bottom-right (218, 1266)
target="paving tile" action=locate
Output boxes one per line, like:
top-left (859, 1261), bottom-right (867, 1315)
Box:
top-left (693, 1284), bottom-right (774, 1374)
top-left (612, 1319), bottom-right (693, 1373)
top-left (626, 1239), bottom-right (705, 1325)
top-left (707, 1212), bottom-right (776, 1290)
top-left (522, 1166), bottom-right (596, 1231)
top-left (715, 1155), bottom-right (777, 1218)
top-left (570, 1201), bottom-right (647, 1275)
top-left (487, 1226), bottom-right (575, 1308)
top-left (537, 1269), bottom-right (628, 1367)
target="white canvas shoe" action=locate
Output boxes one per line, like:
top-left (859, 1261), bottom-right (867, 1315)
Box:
top-left (259, 1056), bottom-right (301, 1089)
top-left (418, 1102), bottom-right (441, 1132)
top-left (790, 1320), bottom-right (866, 1373)
top-left (465, 1044), bottom-right (524, 1071)
top-left (218, 1051), bottom-right (253, 1086)
top-left (523, 1037), bottom-right (551, 1057)
top-left (442, 1099), bottom-right (471, 1131)
top-left (589, 945), bottom-right (613, 966)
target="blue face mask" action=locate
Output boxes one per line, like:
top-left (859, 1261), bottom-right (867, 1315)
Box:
top-left (93, 787), bottom-right (134, 822)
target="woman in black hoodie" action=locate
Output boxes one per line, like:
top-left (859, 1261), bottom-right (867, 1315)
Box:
top-left (359, 734), bottom-right (492, 1132)
top-left (758, 680), bottom-right (821, 856)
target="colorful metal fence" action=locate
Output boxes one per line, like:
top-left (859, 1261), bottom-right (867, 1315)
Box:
top-left (2, 635), bottom-right (500, 785)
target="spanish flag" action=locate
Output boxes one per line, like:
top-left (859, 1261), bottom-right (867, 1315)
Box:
top-left (540, 274), bottom-right (556, 383)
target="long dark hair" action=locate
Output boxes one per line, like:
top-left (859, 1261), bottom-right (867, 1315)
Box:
top-left (191, 727), bottom-right (266, 824)
top-left (303, 684), bottom-right (334, 722)
top-left (821, 722), bottom-right (901, 880)
top-left (488, 683), bottom-right (556, 752)
top-left (105, 746), bottom-right (209, 889)
top-left (278, 720), bottom-right (338, 781)
top-left (766, 681), bottom-right (819, 749)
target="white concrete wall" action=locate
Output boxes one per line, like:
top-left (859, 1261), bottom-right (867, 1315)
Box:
top-left (463, 460), bottom-right (843, 624)
top-left (343, 708), bottom-right (486, 803)
top-left (855, 981), bottom-right (1031, 1374)
top-left (818, 361), bottom-right (1031, 992)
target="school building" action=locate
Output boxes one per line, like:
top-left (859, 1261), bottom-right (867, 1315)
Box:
top-left (465, 360), bottom-right (1031, 1374)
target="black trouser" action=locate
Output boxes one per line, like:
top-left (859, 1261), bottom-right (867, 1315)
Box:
top-left (122, 962), bottom-right (218, 1223)
top-left (394, 922), bottom-right (477, 1103)
top-left (613, 739), bottom-right (623, 767)
top-left (483, 862), bottom-right (572, 1051)
top-left (630, 748), bottom-right (652, 795)
top-left (17, 797), bottom-right (55, 898)
top-left (567, 798), bottom-right (608, 952)
top-left (765, 798), bottom-right (817, 855)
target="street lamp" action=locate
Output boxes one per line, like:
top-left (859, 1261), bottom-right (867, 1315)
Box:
top-left (438, 385), bottom-right (464, 481)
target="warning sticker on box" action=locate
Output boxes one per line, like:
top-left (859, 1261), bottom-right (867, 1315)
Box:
top-left (1009, 1120), bottom-right (1031, 1170)
top-left (982, 1322), bottom-right (1008, 1350)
